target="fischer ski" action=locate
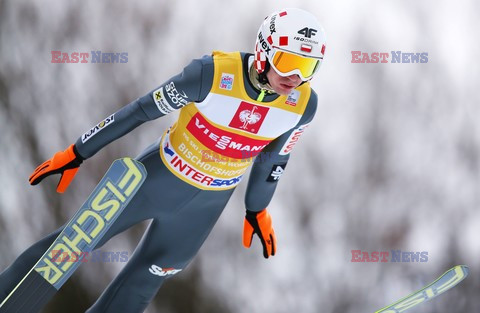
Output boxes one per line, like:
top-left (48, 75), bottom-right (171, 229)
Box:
top-left (0, 157), bottom-right (147, 313)
top-left (375, 265), bottom-right (469, 313)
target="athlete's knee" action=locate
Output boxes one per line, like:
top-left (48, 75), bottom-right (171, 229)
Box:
top-left (86, 266), bottom-right (178, 313)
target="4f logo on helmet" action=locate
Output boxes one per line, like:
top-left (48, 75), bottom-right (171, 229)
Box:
top-left (297, 27), bottom-right (317, 38)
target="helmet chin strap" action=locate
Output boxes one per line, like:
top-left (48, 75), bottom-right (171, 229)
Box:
top-left (248, 56), bottom-right (275, 94)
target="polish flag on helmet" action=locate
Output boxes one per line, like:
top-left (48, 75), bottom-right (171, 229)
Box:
top-left (301, 44), bottom-right (312, 53)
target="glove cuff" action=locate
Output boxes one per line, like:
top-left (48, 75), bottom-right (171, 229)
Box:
top-left (246, 209), bottom-right (265, 217)
top-left (246, 209), bottom-right (268, 221)
top-left (72, 144), bottom-right (85, 162)
top-left (62, 144), bottom-right (84, 169)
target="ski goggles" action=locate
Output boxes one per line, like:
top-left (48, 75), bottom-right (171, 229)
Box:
top-left (271, 49), bottom-right (322, 81)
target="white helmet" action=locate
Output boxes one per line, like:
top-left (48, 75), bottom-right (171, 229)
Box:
top-left (254, 8), bottom-right (326, 81)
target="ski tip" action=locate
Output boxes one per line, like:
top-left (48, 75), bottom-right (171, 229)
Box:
top-left (119, 157), bottom-right (147, 173)
top-left (454, 264), bottom-right (469, 276)
top-left (373, 265), bottom-right (470, 313)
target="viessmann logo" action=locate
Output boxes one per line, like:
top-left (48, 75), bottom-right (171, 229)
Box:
top-left (187, 112), bottom-right (270, 159)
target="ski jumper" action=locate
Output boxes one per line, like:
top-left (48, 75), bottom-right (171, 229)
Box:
top-left (0, 51), bottom-right (317, 313)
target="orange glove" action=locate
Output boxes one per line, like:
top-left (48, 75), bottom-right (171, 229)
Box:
top-left (243, 209), bottom-right (277, 258)
top-left (29, 144), bottom-right (84, 193)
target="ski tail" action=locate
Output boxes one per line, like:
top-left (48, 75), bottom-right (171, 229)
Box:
top-left (0, 157), bottom-right (147, 313)
top-left (375, 265), bottom-right (469, 313)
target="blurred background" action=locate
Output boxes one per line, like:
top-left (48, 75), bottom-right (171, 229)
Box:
top-left (0, 0), bottom-right (479, 312)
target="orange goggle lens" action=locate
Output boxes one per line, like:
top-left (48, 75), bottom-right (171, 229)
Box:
top-left (272, 51), bottom-right (319, 79)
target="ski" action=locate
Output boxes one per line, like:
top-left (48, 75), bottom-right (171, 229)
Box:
top-left (0, 157), bottom-right (147, 313)
top-left (375, 265), bottom-right (469, 313)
